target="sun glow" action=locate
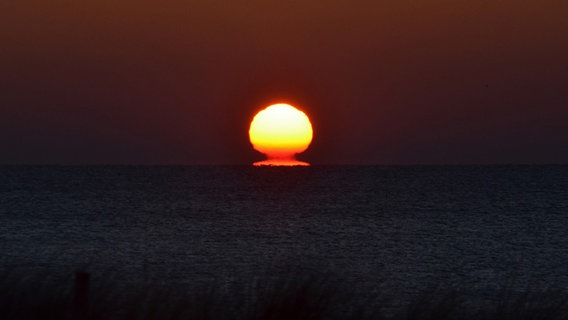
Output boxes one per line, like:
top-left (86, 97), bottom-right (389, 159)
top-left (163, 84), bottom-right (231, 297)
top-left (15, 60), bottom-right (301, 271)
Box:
top-left (249, 103), bottom-right (313, 166)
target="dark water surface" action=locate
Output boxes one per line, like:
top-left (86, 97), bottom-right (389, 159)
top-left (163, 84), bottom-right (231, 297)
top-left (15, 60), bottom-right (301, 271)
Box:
top-left (1, 165), bottom-right (567, 302)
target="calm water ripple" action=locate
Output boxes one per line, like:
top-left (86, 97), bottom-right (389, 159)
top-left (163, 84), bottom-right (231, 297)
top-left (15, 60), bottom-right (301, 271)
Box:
top-left (1, 165), bottom-right (567, 300)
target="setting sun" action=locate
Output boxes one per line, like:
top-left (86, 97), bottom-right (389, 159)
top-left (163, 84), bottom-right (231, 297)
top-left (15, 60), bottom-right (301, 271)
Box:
top-left (249, 103), bottom-right (313, 166)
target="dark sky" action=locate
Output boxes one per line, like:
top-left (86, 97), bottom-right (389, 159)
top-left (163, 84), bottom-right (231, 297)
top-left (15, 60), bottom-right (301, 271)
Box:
top-left (1, 0), bottom-right (567, 165)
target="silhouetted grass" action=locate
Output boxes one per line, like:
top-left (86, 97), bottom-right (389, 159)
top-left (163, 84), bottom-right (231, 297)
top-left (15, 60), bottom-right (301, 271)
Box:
top-left (1, 270), bottom-right (567, 320)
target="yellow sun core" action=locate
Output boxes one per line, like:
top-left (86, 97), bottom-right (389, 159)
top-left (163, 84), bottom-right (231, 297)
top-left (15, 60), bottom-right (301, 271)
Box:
top-left (249, 103), bottom-right (313, 166)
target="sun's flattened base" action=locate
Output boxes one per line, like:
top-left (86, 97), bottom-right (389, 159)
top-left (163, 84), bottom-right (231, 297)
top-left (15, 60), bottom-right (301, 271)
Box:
top-left (253, 159), bottom-right (310, 166)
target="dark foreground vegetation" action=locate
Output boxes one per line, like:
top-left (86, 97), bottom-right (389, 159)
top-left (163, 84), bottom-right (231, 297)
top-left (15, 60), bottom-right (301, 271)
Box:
top-left (1, 270), bottom-right (568, 320)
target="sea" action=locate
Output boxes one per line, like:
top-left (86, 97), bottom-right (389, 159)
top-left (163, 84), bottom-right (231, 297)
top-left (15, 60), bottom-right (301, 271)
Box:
top-left (1, 165), bottom-right (567, 308)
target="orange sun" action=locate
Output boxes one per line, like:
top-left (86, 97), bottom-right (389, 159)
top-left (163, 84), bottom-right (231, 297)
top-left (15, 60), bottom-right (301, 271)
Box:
top-left (249, 103), bottom-right (313, 166)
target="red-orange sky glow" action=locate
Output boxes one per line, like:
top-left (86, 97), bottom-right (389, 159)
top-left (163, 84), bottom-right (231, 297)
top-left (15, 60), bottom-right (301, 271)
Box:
top-left (1, 1), bottom-right (567, 164)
